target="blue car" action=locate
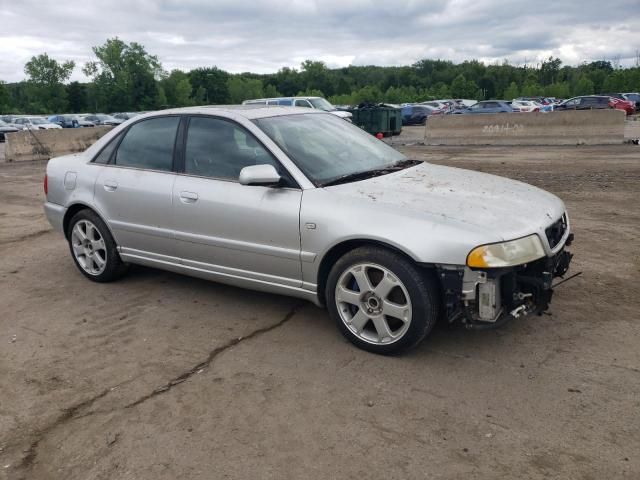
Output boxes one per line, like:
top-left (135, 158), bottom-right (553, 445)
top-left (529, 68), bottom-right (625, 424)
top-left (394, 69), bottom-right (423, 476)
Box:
top-left (48, 115), bottom-right (95, 128)
top-left (401, 105), bottom-right (437, 125)
top-left (456, 100), bottom-right (513, 114)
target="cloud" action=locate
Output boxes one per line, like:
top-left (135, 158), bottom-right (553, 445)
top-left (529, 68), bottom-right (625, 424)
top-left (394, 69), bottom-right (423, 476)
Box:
top-left (0, 0), bottom-right (638, 82)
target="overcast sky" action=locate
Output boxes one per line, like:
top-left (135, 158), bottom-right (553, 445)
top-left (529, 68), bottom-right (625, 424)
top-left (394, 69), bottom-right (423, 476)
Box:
top-left (1, 0), bottom-right (639, 82)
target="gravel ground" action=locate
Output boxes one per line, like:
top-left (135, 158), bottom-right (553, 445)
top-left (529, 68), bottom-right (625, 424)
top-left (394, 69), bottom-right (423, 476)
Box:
top-left (0, 145), bottom-right (639, 480)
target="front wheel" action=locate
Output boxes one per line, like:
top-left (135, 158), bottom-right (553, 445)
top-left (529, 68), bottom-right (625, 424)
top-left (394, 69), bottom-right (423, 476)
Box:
top-left (67, 209), bottom-right (127, 282)
top-left (326, 247), bottom-right (439, 355)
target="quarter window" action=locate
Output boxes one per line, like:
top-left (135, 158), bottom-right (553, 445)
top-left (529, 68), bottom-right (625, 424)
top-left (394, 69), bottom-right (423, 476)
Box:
top-left (93, 132), bottom-right (123, 164)
top-left (115, 117), bottom-right (179, 171)
top-left (184, 117), bottom-right (282, 181)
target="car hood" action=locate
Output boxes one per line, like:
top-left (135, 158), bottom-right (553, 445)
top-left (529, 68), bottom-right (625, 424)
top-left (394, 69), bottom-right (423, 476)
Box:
top-left (325, 162), bottom-right (565, 244)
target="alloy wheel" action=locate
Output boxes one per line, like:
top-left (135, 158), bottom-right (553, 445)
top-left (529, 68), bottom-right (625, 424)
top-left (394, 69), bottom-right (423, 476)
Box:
top-left (335, 263), bottom-right (412, 345)
top-left (70, 220), bottom-right (107, 275)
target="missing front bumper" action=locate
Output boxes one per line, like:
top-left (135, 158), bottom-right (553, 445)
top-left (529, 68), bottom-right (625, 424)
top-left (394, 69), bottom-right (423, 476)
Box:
top-left (438, 245), bottom-right (573, 329)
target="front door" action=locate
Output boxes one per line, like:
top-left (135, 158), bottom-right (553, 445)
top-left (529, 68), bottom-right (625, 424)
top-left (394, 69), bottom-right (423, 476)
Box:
top-left (172, 116), bottom-right (302, 288)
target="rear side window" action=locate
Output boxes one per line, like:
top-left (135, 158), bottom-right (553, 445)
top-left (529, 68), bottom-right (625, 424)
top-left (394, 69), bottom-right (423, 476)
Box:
top-left (115, 117), bottom-right (180, 171)
top-left (278, 99), bottom-right (293, 106)
top-left (93, 132), bottom-right (123, 164)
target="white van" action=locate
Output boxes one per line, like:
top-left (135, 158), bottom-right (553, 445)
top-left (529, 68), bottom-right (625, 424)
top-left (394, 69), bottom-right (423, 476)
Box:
top-left (242, 96), bottom-right (352, 121)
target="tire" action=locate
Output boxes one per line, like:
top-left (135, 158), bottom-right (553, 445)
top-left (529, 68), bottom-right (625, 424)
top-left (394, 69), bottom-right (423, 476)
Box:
top-left (326, 246), bottom-right (439, 355)
top-left (67, 209), bottom-right (127, 282)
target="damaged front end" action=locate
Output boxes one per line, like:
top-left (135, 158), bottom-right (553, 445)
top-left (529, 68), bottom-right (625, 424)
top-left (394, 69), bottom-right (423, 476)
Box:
top-left (437, 231), bottom-right (574, 330)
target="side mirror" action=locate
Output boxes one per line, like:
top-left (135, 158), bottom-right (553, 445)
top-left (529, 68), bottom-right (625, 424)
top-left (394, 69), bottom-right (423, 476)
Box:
top-left (239, 164), bottom-right (282, 187)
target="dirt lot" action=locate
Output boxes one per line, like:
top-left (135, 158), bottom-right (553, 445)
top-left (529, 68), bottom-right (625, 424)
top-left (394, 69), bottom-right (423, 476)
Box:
top-left (1, 145), bottom-right (639, 480)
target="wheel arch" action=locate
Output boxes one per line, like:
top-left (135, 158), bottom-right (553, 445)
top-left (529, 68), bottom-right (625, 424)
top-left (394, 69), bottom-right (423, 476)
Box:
top-left (62, 203), bottom-right (116, 241)
top-left (316, 238), bottom-right (433, 306)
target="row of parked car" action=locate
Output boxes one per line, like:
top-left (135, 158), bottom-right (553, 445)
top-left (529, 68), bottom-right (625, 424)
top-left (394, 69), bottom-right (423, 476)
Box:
top-left (399, 92), bottom-right (639, 125)
top-left (0, 112), bottom-right (144, 142)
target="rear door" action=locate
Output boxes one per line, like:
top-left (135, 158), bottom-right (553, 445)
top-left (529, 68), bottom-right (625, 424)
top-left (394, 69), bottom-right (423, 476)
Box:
top-left (93, 116), bottom-right (181, 259)
top-left (482, 102), bottom-right (499, 113)
top-left (401, 106), bottom-right (412, 123)
top-left (172, 116), bottom-right (303, 287)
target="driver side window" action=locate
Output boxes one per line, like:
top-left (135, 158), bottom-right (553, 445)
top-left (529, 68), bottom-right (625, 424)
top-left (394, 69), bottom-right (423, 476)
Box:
top-left (184, 117), bottom-right (290, 184)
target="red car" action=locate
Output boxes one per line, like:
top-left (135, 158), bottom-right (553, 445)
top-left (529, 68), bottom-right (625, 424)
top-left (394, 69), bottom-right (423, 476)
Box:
top-left (609, 97), bottom-right (636, 115)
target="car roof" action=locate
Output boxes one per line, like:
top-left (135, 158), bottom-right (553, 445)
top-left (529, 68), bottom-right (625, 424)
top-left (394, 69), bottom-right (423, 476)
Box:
top-left (245, 97), bottom-right (321, 101)
top-left (137, 105), bottom-right (326, 121)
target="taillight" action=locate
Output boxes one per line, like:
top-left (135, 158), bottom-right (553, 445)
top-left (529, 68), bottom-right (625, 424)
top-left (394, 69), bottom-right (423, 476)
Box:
top-left (44, 174), bottom-right (48, 195)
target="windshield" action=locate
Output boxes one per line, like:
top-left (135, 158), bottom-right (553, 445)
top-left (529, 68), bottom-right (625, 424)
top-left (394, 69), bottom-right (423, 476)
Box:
top-left (255, 113), bottom-right (406, 186)
top-left (308, 98), bottom-right (335, 111)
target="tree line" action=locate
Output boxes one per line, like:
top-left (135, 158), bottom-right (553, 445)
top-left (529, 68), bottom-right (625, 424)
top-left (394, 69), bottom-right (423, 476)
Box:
top-left (1, 37), bottom-right (639, 114)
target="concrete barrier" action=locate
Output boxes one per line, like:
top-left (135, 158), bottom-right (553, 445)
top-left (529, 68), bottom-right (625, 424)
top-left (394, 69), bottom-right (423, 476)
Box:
top-left (4, 126), bottom-right (112, 162)
top-left (425, 109), bottom-right (626, 146)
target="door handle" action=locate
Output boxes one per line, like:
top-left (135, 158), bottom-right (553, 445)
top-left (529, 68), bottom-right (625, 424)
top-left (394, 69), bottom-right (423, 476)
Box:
top-left (179, 191), bottom-right (198, 203)
top-left (103, 180), bottom-right (118, 192)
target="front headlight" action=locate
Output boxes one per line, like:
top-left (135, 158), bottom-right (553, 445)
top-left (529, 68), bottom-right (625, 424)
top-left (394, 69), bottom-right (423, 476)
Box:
top-left (467, 234), bottom-right (545, 268)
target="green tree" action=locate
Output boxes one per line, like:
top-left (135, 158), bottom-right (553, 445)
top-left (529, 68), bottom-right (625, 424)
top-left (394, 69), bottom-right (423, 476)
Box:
top-left (83, 37), bottom-right (162, 111)
top-left (0, 81), bottom-right (10, 113)
top-left (227, 76), bottom-right (264, 103)
top-left (544, 82), bottom-right (570, 99)
top-left (602, 70), bottom-right (629, 92)
top-left (273, 67), bottom-right (302, 96)
top-left (9, 44), bottom-right (640, 113)
top-left (503, 81), bottom-right (520, 100)
top-left (24, 53), bottom-right (75, 112)
top-left (66, 81), bottom-right (88, 112)
top-left (432, 82), bottom-right (451, 99)
top-left (300, 60), bottom-right (335, 96)
top-left (521, 81), bottom-right (543, 97)
top-left (450, 74), bottom-right (478, 99)
top-left (189, 67), bottom-right (229, 104)
top-left (264, 84), bottom-right (279, 98)
top-left (477, 76), bottom-right (496, 100)
top-left (573, 76), bottom-right (595, 96)
top-left (161, 70), bottom-right (193, 107)
top-left (539, 56), bottom-right (562, 86)
top-left (296, 88), bottom-right (324, 97)
top-left (384, 86), bottom-right (404, 104)
top-left (351, 85), bottom-right (383, 104)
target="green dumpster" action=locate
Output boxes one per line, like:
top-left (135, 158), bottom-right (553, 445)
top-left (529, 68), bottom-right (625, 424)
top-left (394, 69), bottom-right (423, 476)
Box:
top-left (348, 105), bottom-right (403, 137)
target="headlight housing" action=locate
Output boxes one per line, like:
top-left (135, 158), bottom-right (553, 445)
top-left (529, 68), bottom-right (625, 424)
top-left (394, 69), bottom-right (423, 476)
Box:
top-left (467, 234), bottom-right (545, 268)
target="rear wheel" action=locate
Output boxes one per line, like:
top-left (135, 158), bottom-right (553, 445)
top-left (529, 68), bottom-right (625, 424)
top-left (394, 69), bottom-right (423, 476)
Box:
top-left (67, 209), bottom-right (127, 282)
top-left (326, 247), bottom-right (439, 355)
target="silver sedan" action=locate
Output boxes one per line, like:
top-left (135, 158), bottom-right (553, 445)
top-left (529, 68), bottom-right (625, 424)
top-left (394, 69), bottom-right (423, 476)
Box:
top-left (44, 106), bottom-right (573, 355)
